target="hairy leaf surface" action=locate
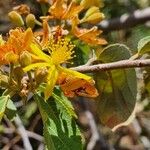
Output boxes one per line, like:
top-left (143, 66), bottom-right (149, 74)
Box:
top-left (138, 36), bottom-right (150, 55)
top-left (95, 44), bottom-right (137, 128)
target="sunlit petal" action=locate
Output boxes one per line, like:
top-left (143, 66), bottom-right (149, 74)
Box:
top-left (57, 66), bottom-right (92, 81)
top-left (30, 43), bottom-right (52, 63)
top-left (44, 66), bottom-right (58, 100)
top-left (23, 62), bottom-right (51, 72)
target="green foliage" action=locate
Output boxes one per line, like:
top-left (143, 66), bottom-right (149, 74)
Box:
top-left (0, 95), bottom-right (17, 121)
top-left (0, 96), bottom-right (10, 121)
top-left (95, 44), bottom-right (137, 128)
top-left (138, 36), bottom-right (150, 55)
top-left (24, 102), bottom-right (37, 119)
top-left (34, 90), bottom-right (83, 150)
top-left (71, 40), bottom-right (90, 67)
top-left (5, 100), bottom-right (17, 120)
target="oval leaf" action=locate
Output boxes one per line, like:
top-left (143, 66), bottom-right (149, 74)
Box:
top-left (5, 100), bottom-right (17, 120)
top-left (138, 36), bottom-right (150, 55)
top-left (95, 44), bottom-right (137, 128)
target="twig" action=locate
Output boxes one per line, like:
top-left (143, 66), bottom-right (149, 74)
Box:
top-left (78, 98), bottom-right (111, 150)
top-left (27, 131), bottom-right (43, 142)
top-left (38, 143), bottom-right (44, 150)
top-left (14, 115), bottom-right (33, 150)
top-left (85, 111), bottom-right (111, 150)
top-left (71, 59), bottom-right (150, 73)
top-left (29, 114), bottom-right (41, 131)
top-left (98, 7), bottom-right (150, 31)
top-left (85, 50), bottom-right (97, 66)
top-left (85, 111), bottom-right (99, 150)
top-left (3, 135), bottom-right (21, 150)
top-left (2, 127), bottom-right (43, 142)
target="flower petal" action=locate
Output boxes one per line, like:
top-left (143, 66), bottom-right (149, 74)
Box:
top-left (73, 26), bottom-right (107, 45)
top-left (30, 43), bottom-right (52, 63)
top-left (57, 66), bottom-right (92, 81)
top-left (44, 66), bottom-right (58, 100)
top-left (62, 2), bottom-right (83, 19)
top-left (57, 72), bottom-right (99, 98)
top-left (23, 62), bottom-right (51, 72)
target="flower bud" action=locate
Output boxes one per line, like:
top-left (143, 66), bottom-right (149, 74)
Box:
top-left (13, 67), bottom-right (24, 84)
top-left (20, 51), bottom-right (32, 67)
top-left (0, 74), bottom-right (9, 88)
top-left (5, 51), bottom-right (19, 63)
top-left (26, 14), bottom-right (36, 29)
top-left (80, 7), bottom-right (105, 24)
top-left (35, 67), bottom-right (48, 86)
top-left (84, 6), bottom-right (99, 17)
top-left (80, 0), bottom-right (104, 9)
top-left (8, 11), bottom-right (24, 27)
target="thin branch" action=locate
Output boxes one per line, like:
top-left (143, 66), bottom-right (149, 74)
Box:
top-left (85, 111), bottom-right (111, 150)
top-left (98, 7), bottom-right (150, 31)
top-left (14, 115), bottom-right (33, 150)
top-left (27, 131), bottom-right (43, 142)
top-left (71, 59), bottom-right (150, 73)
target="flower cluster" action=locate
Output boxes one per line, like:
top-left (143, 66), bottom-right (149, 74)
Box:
top-left (0, 0), bottom-right (106, 101)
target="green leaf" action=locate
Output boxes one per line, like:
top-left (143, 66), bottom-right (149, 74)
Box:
top-left (34, 91), bottom-right (83, 150)
top-left (95, 44), bottom-right (137, 128)
top-left (138, 36), bottom-right (150, 55)
top-left (52, 93), bottom-right (77, 118)
top-left (24, 102), bottom-right (37, 119)
top-left (71, 40), bottom-right (90, 67)
top-left (0, 96), bottom-right (10, 121)
top-left (5, 100), bottom-right (17, 121)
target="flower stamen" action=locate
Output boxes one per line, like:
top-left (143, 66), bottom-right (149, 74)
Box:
top-left (48, 37), bottom-right (75, 65)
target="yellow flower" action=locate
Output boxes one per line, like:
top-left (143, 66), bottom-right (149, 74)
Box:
top-left (24, 32), bottom-right (98, 100)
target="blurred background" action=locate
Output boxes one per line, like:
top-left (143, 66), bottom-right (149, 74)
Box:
top-left (0, 0), bottom-right (150, 150)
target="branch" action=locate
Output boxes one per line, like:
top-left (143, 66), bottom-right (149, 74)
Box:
top-left (76, 97), bottom-right (111, 150)
top-left (98, 7), bottom-right (150, 31)
top-left (14, 115), bottom-right (33, 150)
top-left (71, 59), bottom-right (150, 73)
top-left (85, 111), bottom-right (111, 150)
top-left (27, 131), bottom-right (43, 142)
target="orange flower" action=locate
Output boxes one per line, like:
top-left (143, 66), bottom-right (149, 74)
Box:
top-left (73, 26), bottom-right (107, 45)
top-left (7, 28), bottom-right (33, 54)
top-left (48, 0), bottom-right (83, 20)
top-left (0, 44), bottom-right (9, 64)
top-left (57, 72), bottom-right (99, 98)
top-left (0, 35), bottom-right (17, 64)
top-left (0, 28), bottom-right (33, 64)
top-left (62, 2), bottom-right (83, 20)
